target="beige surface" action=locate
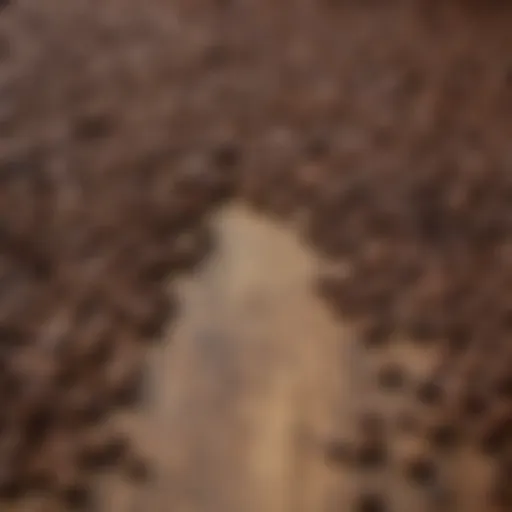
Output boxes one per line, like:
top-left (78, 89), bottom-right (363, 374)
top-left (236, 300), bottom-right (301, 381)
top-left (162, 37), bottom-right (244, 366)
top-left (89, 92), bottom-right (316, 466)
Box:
top-left (120, 202), bottom-right (356, 512)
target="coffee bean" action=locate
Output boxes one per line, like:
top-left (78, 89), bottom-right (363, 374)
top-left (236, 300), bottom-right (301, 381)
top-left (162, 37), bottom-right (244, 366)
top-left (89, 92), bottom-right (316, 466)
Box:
top-left (211, 142), bottom-right (240, 170)
top-left (416, 380), bottom-right (443, 406)
top-left (428, 423), bottom-right (459, 452)
top-left (405, 456), bottom-right (437, 486)
top-left (356, 440), bottom-right (387, 469)
top-left (355, 492), bottom-right (387, 512)
top-left (377, 363), bottom-right (406, 391)
top-left (62, 483), bottom-right (90, 510)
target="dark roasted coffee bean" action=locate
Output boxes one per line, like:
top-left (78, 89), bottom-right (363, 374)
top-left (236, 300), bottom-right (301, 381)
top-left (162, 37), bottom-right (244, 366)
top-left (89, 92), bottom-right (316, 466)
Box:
top-left (479, 416), bottom-right (511, 455)
top-left (79, 435), bottom-right (129, 469)
top-left (405, 456), bottom-right (437, 486)
top-left (416, 380), bottom-right (443, 406)
top-left (355, 440), bottom-right (387, 469)
top-left (428, 423), bottom-right (459, 452)
top-left (463, 393), bottom-right (488, 418)
top-left (355, 492), bottom-right (387, 512)
top-left (362, 319), bottom-right (393, 347)
top-left (377, 363), bottom-right (406, 391)
top-left (211, 141), bottom-right (240, 170)
top-left (62, 483), bottom-right (90, 510)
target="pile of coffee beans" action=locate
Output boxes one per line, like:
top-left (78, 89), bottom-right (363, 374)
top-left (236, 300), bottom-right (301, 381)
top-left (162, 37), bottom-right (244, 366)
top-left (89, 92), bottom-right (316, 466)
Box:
top-left (0, 2), bottom-right (237, 506)
top-left (1, 0), bottom-right (512, 509)
top-left (0, 137), bottom-right (231, 507)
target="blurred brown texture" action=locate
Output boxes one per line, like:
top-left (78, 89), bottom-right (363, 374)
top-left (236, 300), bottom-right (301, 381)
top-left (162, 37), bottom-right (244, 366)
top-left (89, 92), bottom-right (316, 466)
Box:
top-left (1, 0), bottom-right (512, 510)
